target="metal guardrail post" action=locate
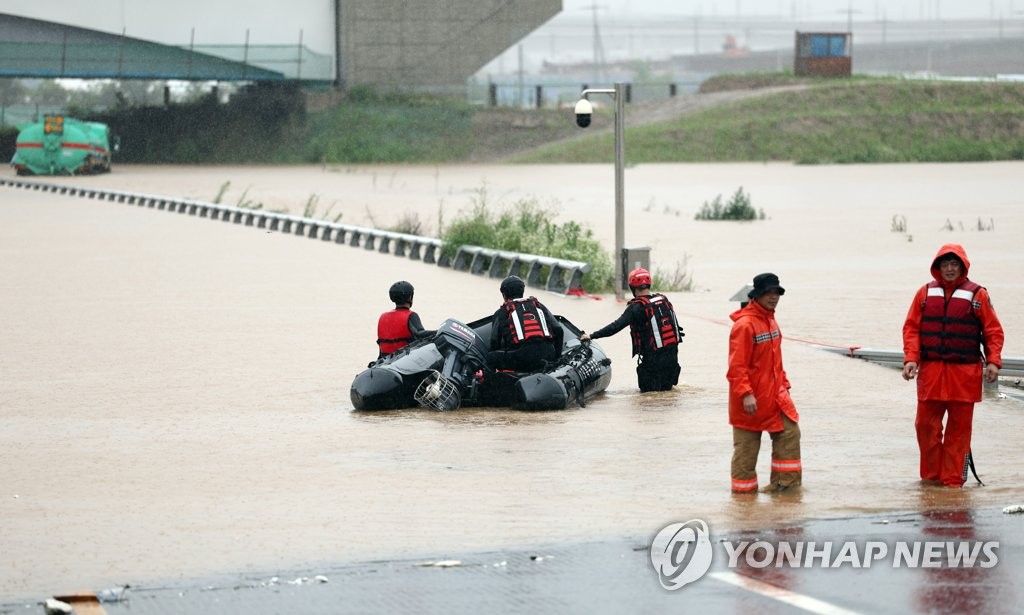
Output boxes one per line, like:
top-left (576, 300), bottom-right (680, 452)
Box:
top-left (526, 262), bottom-right (544, 287)
top-left (423, 244), bottom-right (438, 265)
top-left (469, 250), bottom-right (488, 274)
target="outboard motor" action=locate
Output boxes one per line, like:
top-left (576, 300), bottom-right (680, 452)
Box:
top-left (414, 319), bottom-right (489, 410)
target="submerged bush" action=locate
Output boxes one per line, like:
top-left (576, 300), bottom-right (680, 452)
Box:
top-left (694, 187), bottom-right (765, 221)
top-left (653, 255), bottom-right (695, 292)
top-left (440, 188), bottom-right (615, 292)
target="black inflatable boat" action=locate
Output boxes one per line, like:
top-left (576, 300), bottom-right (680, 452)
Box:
top-left (350, 315), bottom-right (612, 411)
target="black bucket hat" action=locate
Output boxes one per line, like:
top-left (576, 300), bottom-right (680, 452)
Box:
top-left (747, 272), bottom-right (786, 299)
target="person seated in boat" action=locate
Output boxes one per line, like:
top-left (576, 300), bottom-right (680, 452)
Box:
top-left (487, 275), bottom-right (564, 372)
top-left (580, 267), bottom-right (683, 392)
top-left (376, 280), bottom-right (427, 358)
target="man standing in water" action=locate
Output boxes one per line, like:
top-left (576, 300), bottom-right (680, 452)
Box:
top-left (902, 244), bottom-right (1004, 488)
top-left (727, 273), bottom-right (801, 494)
top-left (580, 267), bottom-right (682, 392)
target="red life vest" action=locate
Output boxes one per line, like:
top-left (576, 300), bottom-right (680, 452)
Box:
top-left (504, 297), bottom-right (554, 345)
top-left (628, 293), bottom-right (680, 356)
top-left (377, 308), bottom-right (414, 355)
top-left (920, 280), bottom-right (983, 363)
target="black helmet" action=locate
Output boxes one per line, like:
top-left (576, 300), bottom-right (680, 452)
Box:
top-left (500, 275), bottom-right (526, 299)
top-left (389, 280), bottom-right (414, 304)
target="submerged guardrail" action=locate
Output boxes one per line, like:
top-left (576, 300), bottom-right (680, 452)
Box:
top-left (817, 346), bottom-right (1024, 379)
top-left (1, 177), bottom-right (592, 294)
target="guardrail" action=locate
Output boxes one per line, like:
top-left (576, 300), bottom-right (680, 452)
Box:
top-left (817, 346), bottom-right (1024, 379)
top-left (1, 177), bottom-right (592, 294)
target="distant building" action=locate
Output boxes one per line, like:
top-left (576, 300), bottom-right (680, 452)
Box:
top-left (794, 32), bottom-right (852, 77)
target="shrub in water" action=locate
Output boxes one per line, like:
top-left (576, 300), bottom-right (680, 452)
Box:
top-left (694, 187), bottom-right (765, 221)
top-left (441, 188), bottom-right (615, 292)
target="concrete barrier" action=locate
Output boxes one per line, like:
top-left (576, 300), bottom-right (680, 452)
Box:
top-left (0, 178), bottom-right (593, 294)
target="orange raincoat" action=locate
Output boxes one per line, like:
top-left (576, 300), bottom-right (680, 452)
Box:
top-left (902, 243), bottom-right (1004, 402)
top-left (728, 300), bottom-right (799, 432)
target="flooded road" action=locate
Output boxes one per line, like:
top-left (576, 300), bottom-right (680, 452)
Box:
top-left (1, 162), bottom-right (1022, 602)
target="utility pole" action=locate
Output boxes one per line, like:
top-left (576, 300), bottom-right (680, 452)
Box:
top-left (838, 1), bottom-right (862, 33)
top-left (693, 15), bottom-right (700, 55)
top-left (583, 4), bottom-right (607, 84)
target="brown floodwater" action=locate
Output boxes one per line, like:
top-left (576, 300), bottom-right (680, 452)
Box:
top-left (1, 162), bottom-right (1022, 600)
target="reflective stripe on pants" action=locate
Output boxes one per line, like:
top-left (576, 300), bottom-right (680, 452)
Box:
top-left (732, 414), bottom-right (802, 491)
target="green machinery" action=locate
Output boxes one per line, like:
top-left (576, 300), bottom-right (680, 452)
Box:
top-left (11, 114), bottom-right (112, 175)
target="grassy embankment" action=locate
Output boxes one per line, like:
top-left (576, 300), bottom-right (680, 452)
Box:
top-left (26, 75), bottom-right (1020, 165)
top-left (72, 85), bottom-right (577, 165)
top-left (518, 76), bottom-right (1024, 164)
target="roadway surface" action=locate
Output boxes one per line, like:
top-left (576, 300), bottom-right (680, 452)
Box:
top-left (6, 505), bottom-right (1019, 614)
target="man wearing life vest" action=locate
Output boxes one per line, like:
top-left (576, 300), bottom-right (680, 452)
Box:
top-left (727, 273), bottom-right (801, 494)
top-left (488, 275), bottom-right (563, 372)
top-left (376, 281), bottom-right (426, 358)
top-left (901, 244), bottom-right (1004, 488)
top-left (580, 268), bottom-right (683, 392)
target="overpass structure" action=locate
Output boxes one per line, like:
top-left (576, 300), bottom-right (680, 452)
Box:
top-left (0, 1), bottom-right (562, 89)
top-left (0, 13), bottom-right (291, 82)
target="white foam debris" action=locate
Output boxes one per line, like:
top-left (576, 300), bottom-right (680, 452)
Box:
top-left (43, 598), bottom-right (73, 615)
top-left (417, 559), bottom-right (462, 567)
top-left (314, 575), bottom-right (329, 583)
top-left (1002, 504), bottom-right (1024, 514)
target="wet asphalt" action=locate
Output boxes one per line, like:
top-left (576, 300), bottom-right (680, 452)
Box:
top-left (7, 505), bottom-right (1020, 615)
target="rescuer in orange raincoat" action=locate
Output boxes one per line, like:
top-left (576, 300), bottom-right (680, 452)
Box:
top-left (901, 244), bottom-right (1004, 487)
top-left (727, 273), bottom-right (801, 494)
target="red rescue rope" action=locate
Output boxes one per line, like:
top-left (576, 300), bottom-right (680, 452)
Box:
top-left (680, 311), bottom-right (862, 356)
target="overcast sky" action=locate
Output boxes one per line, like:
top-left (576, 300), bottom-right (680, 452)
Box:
top-left (2, 0), bottom-right (1016, 54)
top-left (565, 0), bottom-right (1014, 21)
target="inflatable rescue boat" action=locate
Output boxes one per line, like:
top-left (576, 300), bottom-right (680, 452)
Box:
top-left (350, 315), bottom-right (612, 411)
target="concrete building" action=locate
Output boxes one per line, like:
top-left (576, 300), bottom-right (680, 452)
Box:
top-left (335, 0), bottom-right (561, 90)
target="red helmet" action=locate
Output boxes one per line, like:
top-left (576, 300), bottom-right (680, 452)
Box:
top-left (628, 267), bottom-right (652, 289)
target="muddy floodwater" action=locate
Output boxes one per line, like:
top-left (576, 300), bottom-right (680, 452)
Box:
top-left (1, 162), bottom-right (1022, 601)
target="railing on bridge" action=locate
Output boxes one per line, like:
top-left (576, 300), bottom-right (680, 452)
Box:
top-left (0, 178), bottom-right (592, 295)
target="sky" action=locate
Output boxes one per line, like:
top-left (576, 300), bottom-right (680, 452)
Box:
top-left (3, 0), bottom-right (1015, 57)
top-left (563, 0), bottom-right (1016, 21)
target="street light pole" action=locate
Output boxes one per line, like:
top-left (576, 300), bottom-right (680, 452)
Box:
top-left (613, 82), bottom-right (625, 302)
top-left (578, 82), bottom-right (627, 301)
